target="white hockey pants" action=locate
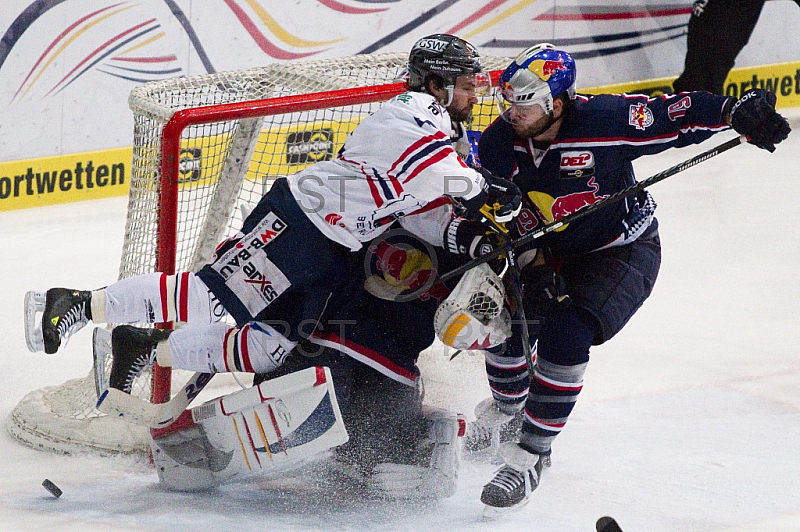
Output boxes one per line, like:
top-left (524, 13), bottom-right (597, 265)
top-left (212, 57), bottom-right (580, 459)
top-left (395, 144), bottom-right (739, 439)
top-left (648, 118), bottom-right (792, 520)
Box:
top-left (97, 272), bottom-right (295, 374)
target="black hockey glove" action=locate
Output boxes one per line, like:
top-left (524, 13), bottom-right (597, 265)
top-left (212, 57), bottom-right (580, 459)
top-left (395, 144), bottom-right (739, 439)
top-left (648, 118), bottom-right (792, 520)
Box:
top-left (520, 264), bottom-right (571, 318)
top-left (446, 218), bottom-right (506, 271)
top-left (727, 89), bottom-right (791, 152)
top-left (460, 169), bottom-right (522, 226)
top-left (480, 168), bottom-right (522, 225)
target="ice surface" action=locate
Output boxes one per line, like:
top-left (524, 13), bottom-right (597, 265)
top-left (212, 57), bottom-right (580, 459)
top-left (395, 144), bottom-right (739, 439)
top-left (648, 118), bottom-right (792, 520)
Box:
top-left (1, 109), bottom-right (799, 531)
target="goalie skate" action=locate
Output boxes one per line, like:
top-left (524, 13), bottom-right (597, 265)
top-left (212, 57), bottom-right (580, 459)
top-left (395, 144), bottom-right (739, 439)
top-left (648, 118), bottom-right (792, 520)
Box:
top-left (92, 327), bottom-right (112, 398)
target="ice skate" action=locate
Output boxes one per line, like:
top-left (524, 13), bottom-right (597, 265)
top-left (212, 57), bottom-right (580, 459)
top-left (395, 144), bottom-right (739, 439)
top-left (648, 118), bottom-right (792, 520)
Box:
top-left (25, 288), bottom-right (92, 354)
top-left (109, 325), bottom-right (171, 394)
top-left (481, 441), bottom-right (550, 518)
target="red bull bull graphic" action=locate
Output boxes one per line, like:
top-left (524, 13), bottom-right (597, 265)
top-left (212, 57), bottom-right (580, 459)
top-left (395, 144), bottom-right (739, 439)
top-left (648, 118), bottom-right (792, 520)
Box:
top-left (528, 58), bottom-right (568, 81)
top-left (527, 176), bottom-right (610, 230)
top-left (364, 229), bottom-right (448, 303)
top-left (629, 102), bottom-right (654, 131)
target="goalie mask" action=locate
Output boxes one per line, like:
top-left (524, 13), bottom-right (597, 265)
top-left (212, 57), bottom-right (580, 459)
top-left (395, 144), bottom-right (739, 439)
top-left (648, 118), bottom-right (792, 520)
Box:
top-left (434, 263), bottom-right (511, 350)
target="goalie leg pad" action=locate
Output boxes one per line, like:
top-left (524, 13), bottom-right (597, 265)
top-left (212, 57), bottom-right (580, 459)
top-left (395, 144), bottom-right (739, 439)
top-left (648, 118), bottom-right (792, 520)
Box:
top-left (151, 366), bottom-right (348, 490)
top-left (368, 407), bottom-right (464, 500)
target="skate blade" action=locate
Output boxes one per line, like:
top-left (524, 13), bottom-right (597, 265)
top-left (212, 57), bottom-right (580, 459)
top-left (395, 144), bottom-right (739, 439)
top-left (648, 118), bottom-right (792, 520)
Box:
top-left (24, 291), bottom-right (46, 353)
top-left (92, 327), bottom-right (112, 399)
top-left (481, 497), bottom-right (531, 520)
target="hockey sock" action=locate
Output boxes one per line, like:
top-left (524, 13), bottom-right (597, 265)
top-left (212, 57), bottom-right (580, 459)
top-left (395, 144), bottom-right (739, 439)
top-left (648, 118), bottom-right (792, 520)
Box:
top-left (90, 290), bottom-right (106, 323)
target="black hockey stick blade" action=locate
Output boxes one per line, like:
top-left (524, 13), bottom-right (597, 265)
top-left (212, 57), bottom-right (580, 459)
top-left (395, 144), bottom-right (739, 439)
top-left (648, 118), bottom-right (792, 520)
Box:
top-left (438, 134), bottom-right (746, 284)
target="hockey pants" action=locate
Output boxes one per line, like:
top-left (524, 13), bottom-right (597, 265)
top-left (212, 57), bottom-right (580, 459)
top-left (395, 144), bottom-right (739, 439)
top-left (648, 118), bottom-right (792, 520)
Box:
top-left (99, 271), bottom-right (295, 374)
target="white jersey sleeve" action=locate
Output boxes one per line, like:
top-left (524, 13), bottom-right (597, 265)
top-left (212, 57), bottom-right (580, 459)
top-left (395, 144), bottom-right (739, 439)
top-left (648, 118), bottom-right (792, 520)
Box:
top-left (287, 92), bottom-right (484, 251)
top-left (398, 198), bottom-right (454, 249)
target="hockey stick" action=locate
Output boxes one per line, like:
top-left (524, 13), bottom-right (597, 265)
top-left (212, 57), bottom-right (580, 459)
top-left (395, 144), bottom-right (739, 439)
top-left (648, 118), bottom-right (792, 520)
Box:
top-left (92, 327), bottom-right (215, 427)
top-left (438, 134), bottom-right (747, 285)
top-left (504, 243), bottom-right (534, 372)
top-left (96, 371), bottom-right (214, 428)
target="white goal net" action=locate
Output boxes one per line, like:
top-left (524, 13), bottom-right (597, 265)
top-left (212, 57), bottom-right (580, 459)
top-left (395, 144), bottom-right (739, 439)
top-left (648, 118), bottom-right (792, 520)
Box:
top-left (8, 51), bottom-right (510, 454)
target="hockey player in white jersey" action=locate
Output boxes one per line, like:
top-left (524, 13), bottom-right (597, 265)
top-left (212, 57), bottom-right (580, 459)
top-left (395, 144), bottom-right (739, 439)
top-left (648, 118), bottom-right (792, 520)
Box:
top-left (24, 34), bottom-right (520, 413)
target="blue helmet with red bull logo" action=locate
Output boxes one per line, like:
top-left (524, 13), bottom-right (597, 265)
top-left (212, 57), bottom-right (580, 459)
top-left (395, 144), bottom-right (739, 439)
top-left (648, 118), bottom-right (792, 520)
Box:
top-left (496, 43), bottom-right (577, 115)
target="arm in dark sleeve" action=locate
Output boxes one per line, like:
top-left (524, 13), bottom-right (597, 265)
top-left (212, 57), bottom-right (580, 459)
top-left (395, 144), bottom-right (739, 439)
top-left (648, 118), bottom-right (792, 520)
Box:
top-left (590, 91), bottom-right (733, 160)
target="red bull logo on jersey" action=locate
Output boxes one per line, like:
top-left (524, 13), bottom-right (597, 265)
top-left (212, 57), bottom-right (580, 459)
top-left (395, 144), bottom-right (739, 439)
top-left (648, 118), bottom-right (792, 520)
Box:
top-left (527, 176), bottom-right (609, 229)
top-left (528, 58), bottom-right (568, 81)
top-left (369, 239), bottom-right (433, 291)
top-left (629, 103), bottom-right (654, 131)
top-left (365, 232), bottom-right (449, 304)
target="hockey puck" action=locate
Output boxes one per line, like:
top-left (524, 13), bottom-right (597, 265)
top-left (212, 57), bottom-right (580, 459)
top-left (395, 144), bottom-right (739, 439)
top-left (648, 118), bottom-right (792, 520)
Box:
top-left (42, 479), bottom-right (62, 498)
top-left (596, 516), bottom-right (623, 532)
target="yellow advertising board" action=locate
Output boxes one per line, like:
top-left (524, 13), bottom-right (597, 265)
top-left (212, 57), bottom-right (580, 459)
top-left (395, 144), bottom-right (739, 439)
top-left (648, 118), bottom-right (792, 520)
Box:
top-left (0, 147), bottom-right (132, 211)
top-left (2, 60), bottom-right (798, 212)
top-left (584, 60), bottom-right (800, 108)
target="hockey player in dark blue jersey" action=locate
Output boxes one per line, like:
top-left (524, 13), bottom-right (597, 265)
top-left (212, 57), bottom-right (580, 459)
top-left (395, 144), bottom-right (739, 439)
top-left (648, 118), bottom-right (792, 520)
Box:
top-left (472, 43), bottom-right (790, 515)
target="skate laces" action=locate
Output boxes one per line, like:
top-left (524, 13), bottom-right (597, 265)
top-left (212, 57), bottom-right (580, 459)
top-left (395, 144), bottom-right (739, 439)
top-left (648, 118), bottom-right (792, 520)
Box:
top-left (488, 465), bottom-right (527, 493)
top-left (55, 301), bottom-right (88, 349)
top-left (123, 345), bottom-right (157, 394)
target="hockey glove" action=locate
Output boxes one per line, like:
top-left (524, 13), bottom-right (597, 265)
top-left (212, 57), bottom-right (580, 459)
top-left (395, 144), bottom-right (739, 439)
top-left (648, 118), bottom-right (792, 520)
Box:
top-left (460, 169), bottom-right (522, 226)
top-left (480, 168), bottom-right (522, 225)
top-left (521, 264), bottom-right (571, 318)
top-left (728, 89), bottom-right (791, 152)
top-left (447, 218), bottom-right (504, 258)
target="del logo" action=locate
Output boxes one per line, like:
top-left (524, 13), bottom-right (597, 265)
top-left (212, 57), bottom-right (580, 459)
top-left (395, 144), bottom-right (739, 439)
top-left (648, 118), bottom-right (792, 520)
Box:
top-left (559, 150), bottom-right (595, 179)
top-left (414, 38), bottom-right (448, 52)
top-left (629, 103), bottom-right (654, 131)
top-left (667, 96), bottom-right (692, 121)
top-left (286, 129), bottom-right (334, 165)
